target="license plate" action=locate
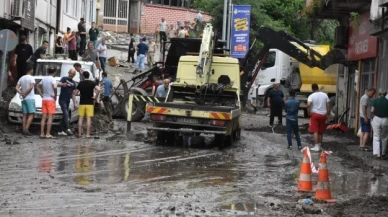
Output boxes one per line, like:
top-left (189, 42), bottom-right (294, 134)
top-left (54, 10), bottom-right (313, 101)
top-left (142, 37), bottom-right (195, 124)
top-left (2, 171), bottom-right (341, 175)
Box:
top-left (176, 118), bottom-right (200, 124)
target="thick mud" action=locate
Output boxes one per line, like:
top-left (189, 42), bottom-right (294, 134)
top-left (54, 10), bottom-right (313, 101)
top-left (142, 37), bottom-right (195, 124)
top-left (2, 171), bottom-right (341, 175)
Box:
top-left (1, 82), bottom-right (388, 216)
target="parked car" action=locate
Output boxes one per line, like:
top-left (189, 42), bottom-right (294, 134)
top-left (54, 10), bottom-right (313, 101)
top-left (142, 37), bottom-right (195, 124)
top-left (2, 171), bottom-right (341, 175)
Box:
top-left (7, 59), bottom-right (97, 126)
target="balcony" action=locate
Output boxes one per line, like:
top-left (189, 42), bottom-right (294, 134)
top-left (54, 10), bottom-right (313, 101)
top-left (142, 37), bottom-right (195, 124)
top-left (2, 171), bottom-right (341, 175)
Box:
top-left (305, 0), bottom-right (371, 19)
top-left (370, 0), bottom-right (388, 35)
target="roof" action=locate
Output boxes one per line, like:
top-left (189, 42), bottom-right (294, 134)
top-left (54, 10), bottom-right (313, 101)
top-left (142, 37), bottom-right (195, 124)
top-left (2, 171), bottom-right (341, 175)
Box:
top-left (179, 55), bottom-right (239, 64)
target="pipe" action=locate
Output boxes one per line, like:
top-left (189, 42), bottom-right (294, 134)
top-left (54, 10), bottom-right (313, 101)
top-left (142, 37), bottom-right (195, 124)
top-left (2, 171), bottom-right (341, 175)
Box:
top-left (226, 0), bottom-right (232, 50)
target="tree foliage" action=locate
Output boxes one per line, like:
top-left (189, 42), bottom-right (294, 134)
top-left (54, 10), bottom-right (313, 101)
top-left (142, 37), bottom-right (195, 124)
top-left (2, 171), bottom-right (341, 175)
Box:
top-left (191, 0), bottom-right (338, 46)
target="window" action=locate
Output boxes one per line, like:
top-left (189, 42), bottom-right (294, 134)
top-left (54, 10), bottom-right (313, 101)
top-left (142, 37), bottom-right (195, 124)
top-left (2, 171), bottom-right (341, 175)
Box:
top-left (163, 0), bottom-right (170, 6)
top-left (65, 0), bottom-right (79, 17)
top-left (153, 0), bottom-right (162, 4)
top-left (262, 52), bottom-right (276, 68)
top-left (89, 0), bottom-right (93, 22)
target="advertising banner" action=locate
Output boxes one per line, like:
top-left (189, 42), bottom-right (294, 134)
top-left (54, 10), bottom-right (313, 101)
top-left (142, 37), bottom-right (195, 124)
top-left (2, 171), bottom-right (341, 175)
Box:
top-left (348, 11), bottom-right (378, 61)
top-left (231, 5), bottom-right (251, 58)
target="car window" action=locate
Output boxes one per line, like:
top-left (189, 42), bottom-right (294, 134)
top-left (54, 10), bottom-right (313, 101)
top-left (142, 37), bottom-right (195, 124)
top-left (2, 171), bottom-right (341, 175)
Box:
top-left (35, 79), bottom-right (61, 95)
top-left (35, 63), bottom-right (62, 76)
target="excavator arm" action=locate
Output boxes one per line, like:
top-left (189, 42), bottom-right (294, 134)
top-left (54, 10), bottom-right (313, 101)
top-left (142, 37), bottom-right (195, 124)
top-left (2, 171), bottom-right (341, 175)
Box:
top-left (243, 26), bottom-right (349, 90)
top-left (196, 23), bottom-right (215, 84)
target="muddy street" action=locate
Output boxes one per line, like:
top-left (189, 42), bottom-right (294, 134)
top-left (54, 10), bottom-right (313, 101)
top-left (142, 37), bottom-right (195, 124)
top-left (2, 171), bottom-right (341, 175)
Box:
top-left (0, 112), bottom-right (387, 217)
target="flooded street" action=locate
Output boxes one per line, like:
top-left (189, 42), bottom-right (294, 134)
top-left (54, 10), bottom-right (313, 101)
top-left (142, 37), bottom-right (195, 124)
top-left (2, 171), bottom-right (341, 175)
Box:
top-left (1, 114), bottom-right (388, 216)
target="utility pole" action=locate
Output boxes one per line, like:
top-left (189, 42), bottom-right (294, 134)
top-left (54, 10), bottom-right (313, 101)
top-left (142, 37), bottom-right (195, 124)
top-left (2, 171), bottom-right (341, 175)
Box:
top-left (226, 0), bottom-right (232, 50)
top-left (222, 0), bottom-right (228, 41)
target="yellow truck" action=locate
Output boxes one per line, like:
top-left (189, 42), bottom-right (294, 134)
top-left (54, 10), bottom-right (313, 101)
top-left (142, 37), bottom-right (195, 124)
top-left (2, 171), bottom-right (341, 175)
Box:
top-left (146, 24), bottom-right (242, 147)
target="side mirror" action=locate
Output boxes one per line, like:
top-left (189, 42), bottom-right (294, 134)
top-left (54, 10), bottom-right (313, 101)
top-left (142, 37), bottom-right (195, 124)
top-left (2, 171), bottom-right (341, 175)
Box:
top-left (280, 79), bottom-right (286, 85)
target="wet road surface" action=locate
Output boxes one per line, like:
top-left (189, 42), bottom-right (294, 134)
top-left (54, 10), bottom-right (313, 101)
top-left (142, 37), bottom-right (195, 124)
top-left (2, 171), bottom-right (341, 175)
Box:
top-left (1, 114), bottom-right (388, 216)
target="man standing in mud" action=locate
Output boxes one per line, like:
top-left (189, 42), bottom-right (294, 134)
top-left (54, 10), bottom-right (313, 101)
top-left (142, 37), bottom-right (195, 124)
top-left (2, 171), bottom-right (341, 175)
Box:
top-left (15, 66), bottom-right (35, 136)
top-left (359, 88), bottom-right (375, 151)
top-left (307, 83), bottom-right (330, 152)
top-left (73, 71), bottom-right (100, 138)
top-left (57, 69), bottom-right (77, 136)
top-left (267, 82), bottom-right (284, 127)
top-left (14, 36), bottom-right (33, 80)
top-left (37, 67), bottom-right (57, 139)
top-left (371, 89), bottom-right (388, 158)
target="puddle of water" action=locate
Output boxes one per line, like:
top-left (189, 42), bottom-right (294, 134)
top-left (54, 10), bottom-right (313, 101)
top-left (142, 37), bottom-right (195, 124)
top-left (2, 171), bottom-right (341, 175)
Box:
top-left (52, 141), bottom-right (240, 187)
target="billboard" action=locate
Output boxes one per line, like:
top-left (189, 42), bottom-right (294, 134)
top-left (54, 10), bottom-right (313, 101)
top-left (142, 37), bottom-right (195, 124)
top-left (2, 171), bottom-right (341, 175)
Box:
top-left (231, 5), bottom-right (251, 58)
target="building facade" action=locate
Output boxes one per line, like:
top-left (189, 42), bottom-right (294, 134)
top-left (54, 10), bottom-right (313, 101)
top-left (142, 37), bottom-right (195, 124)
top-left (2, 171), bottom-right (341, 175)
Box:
top-left (102, 0), bottom-right (211, 34)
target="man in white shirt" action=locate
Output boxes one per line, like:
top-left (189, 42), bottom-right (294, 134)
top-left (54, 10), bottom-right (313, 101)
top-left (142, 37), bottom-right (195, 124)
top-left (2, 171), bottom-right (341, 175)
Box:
top-left (307, 83), bottom-right (330, 151)
top-left (359, 88), bottom-right (376, 151)
top-left (196, 11), bottom-right (203, 22)
top-left (37, 67), bottom-right (58, 139)
top-left (168, 24), bottom-right (176, 39)
top-left (15, 66), bottom-right (36, 136)
top-left (155, 18), bottom-right (169, 44)
top-left (147, 37), bottom-right (156, 67)
top-left (97, 38), bottom-right (108, 72)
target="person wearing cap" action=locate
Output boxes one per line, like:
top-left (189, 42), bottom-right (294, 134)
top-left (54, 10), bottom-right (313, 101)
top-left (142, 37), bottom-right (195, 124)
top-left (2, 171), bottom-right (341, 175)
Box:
top-left (168, 24), bottom-right (176, 39)
top-left (155, 18), bottom-right (169, 44)
top-left (147, 37), bottom-right (156, 67)
top-left (371, 89), bottom-right (388, 158)
top-left (134, 37), bottom-right (148, 73)
top-left (178, 26), bottom-right (186, 38)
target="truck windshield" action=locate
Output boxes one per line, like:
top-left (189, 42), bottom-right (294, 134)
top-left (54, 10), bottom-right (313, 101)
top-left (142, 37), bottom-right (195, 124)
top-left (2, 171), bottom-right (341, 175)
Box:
top-left (262, 51), bottom-right (276, 68)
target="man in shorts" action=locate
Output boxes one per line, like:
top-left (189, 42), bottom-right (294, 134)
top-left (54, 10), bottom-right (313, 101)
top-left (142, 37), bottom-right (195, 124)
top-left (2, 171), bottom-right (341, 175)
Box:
top-left (359, 88), bottom-right (376, 151)
top-left (307, 83), bottom-right (330, 151)
top-left (15, 66), bottom-right (36, 136)
top-left (73, 71), bottom-right (100, 138)
top-left (37, 67), bottom-right (57, 139)
top-left (101, 72), bottom-right (114, 123)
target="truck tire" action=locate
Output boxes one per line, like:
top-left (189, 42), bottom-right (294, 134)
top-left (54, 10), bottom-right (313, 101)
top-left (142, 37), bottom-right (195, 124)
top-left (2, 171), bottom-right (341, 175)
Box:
top-left (156, 131), bottom-right (167, 145)
top-left (121, 88), bottom-right (147, 122)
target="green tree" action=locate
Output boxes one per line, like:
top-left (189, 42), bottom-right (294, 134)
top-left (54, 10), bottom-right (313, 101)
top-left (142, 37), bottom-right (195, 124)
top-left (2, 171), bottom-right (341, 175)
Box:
top-left (191, 0), bottom-right (337, 46)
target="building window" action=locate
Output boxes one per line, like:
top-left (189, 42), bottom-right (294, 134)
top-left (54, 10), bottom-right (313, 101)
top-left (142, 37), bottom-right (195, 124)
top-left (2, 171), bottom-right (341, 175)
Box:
top-left (89, 0), bottom-right (94, 22)
top-left (163, 0), bottom-right (170, 6)
top-left (66, 0), bottom-right (71, 13)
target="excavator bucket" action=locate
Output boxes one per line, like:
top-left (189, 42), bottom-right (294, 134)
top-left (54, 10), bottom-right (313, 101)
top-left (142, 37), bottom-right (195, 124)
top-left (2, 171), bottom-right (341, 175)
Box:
top-left (320, 49), bottom-right (349, 70)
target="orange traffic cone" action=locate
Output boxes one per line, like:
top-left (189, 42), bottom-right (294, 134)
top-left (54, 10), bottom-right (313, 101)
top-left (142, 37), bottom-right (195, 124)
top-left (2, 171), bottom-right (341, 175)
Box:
top-left (315, 152), bottom-right (336, 203)
top-left (298, 148), bottom-right (313, 192)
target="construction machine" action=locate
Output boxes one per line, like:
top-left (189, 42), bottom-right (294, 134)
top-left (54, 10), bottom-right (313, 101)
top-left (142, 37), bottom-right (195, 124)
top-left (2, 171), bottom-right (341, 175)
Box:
top-left (146, 23), bottom-right (242, 147)
top-left (241, 27), bottom-right (348, 115)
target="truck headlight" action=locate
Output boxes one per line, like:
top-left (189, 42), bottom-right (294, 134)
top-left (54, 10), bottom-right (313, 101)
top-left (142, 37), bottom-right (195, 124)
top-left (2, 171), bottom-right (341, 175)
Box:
top-left (9, 102), bottom-right (22, 110)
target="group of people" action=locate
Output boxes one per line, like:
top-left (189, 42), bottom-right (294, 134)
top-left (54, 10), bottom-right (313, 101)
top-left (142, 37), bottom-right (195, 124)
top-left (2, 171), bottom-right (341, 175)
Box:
top-left (271, 81), bottom-right (388, 157)
top-left (15, 62), bottom-right (114, 139)
top-left (358, 88), bottom-right (388, 158)
top-left (126, 14), bottom-right (205, 74)
top-left (8, 38), bottom-right (52, 87)
top-left (267, 82), bottom-right (332, 152)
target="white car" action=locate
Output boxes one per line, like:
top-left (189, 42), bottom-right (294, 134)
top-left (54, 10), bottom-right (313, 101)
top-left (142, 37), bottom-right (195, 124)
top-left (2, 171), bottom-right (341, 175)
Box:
top-left (8, 59), bottom-right (97, 126)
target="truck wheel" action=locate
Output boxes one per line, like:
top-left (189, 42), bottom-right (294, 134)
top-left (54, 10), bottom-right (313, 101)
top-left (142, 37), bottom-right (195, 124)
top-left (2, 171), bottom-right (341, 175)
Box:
top-left (121, 93), bottom-right (146, 122)
top-left (214, 135), bottom-right (225, 149)
top-left (303, 108), bottom-right (308, 118)
top-left (156, 131), bottom-right (167, 145)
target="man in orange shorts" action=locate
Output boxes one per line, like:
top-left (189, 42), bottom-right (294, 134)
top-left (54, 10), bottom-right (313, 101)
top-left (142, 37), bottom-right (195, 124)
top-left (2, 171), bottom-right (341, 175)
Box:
top-left (73, 71), bottom-right (100, 138)
top-left (37, 67), bottom-right (57, 139)
top-left (307, 83), bottom-right (330, 151)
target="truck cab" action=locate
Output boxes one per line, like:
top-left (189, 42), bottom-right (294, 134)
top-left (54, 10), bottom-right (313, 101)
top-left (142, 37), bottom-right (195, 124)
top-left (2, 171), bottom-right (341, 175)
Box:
top-left (248, 49), bottom-right (299, 107)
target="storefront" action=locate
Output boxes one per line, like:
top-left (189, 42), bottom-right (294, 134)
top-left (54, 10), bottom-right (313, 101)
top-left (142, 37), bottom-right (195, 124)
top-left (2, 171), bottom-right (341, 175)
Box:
top-left (347, 11), bottom-right (379, 132)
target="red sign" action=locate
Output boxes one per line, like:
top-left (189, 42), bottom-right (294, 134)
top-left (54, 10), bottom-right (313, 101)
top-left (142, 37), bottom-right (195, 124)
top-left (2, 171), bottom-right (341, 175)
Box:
top-left (347, 12), bottom-right (378, 61)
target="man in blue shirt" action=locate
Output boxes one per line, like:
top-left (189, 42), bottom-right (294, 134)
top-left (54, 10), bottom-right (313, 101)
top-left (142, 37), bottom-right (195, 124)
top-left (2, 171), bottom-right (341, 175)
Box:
top-left (285, 89), bottom-right (302, 150)
top-left (135, 37), bottom-right (148, 73)
top-left (58, 69), bottom-right (77, 136)
top-left (101, 72), bottom-right (114, 123)
top-left (155, 79), bottom-right (170, 98)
